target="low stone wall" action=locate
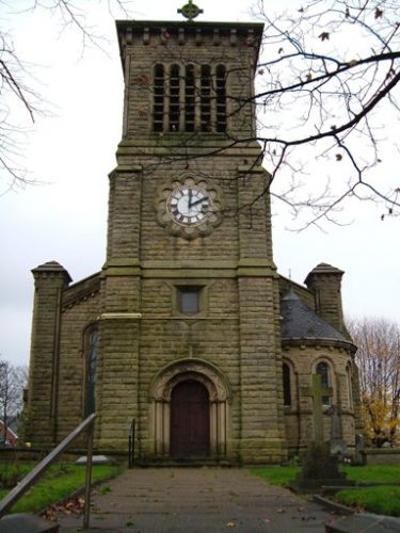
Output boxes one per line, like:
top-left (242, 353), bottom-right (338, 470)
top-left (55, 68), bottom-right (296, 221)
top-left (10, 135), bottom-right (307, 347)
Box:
top-left (363, 448), bottom-right (400, 465)
top-left (0, 447), bottom-right (47, 463)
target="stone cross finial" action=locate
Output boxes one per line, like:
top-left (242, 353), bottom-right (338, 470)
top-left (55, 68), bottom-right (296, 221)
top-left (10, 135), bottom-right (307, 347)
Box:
top-left (178, 0), bottom-right (203, 21)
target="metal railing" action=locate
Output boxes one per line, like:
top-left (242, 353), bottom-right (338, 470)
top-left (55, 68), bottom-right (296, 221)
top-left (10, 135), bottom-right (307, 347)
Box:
top-left (128, 419), bottom-right (135, 469)
top-left (0, 412), bottom-right (96, 529)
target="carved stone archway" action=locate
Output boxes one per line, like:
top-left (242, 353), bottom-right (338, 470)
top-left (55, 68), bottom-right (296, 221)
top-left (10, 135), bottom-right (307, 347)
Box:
top-left (149, 358), bottom-right (231, 458)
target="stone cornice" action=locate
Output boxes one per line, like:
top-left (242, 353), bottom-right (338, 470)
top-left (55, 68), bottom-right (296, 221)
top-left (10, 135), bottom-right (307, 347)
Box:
top-left (62, 272), bottom-right (101, 311)
top-left (105, 259), bottom-right (276, 269)
top-left (116, 20), bottom-right (264, 66)
top-left (32, 261), bottom-right (72, 284)
top-left (114, 138), bottom-right (264, 159)
top-left (98, 312), bottom-right (142, 320)
top-left (101, 259), bottom-right (278, 279)
top-left (282, 337), bottom-right (357, 354)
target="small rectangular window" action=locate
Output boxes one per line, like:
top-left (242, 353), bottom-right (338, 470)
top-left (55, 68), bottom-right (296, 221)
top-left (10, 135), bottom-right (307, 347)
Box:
top-left (178, 286), bottom-right (201, 314)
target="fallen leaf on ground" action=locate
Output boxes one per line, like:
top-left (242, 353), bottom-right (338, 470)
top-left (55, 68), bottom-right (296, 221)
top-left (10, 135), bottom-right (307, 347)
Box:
top-left (41, 495), bottom-right (86, 520)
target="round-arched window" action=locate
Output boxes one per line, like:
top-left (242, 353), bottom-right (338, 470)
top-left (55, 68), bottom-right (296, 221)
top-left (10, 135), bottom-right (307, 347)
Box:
top-left (316, 361), bottom-right (331, 406)
top-left (346, 364), bottom-right (353, 409)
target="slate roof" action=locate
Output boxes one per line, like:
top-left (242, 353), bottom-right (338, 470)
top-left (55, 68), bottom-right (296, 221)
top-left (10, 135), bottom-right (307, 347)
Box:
top-left (280, 290), bottom-right (348, 343)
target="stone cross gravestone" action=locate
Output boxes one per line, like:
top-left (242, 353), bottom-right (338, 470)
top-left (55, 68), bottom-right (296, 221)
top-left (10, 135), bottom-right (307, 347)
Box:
top-left (292, 374), bottom-right (353, 492)
top-left (310, 373), bottom-right (333, 444)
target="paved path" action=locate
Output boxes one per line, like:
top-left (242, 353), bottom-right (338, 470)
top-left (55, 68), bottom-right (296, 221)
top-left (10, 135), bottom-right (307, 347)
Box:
top-left (58, 468), bottom-right (345, 532)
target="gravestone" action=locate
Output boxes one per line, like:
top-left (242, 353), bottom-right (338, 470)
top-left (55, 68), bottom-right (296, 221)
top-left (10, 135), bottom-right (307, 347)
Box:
top-left (75, 455), bottom-right (114, 465)
top-left (292, 374), bottom-right (353, 492)
top-left (328, 405), bottom-right (347, 458)
top-left (354, 433), bottom-right (366, 465)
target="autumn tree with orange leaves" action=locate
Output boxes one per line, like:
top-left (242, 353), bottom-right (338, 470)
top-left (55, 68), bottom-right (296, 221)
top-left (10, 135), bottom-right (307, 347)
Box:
top-left (348, 318), bottom-right (400, 447)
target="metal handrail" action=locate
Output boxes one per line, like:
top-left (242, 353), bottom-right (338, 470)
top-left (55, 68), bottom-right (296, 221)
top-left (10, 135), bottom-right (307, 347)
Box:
top-left (0, 412), bottom-right (96, 529)
top-left (128, 418), bottom-right (135, 469)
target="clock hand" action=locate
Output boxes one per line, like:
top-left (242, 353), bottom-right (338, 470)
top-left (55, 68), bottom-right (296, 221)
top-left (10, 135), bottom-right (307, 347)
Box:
top-left (190, 196), bottom-right (208, 208)
top-left (188, 188), bottom-right (193, 208)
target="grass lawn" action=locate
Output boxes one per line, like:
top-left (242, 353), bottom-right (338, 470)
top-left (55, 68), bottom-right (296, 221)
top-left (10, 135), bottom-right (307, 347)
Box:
top-left (0, 462), bottom-right (34, 488)
top-left (342, 465), bottom-right (400, 484)
top-left (0, 462), bottom-right (122, 514)
top-left (250, 464), bottom-right (400, 487)
top-left (250, 465), bottom-right (299, 487)
top-left (251, 465), bottom-right (400, 517)
top-left (335, 486), bottom-right (400, 517)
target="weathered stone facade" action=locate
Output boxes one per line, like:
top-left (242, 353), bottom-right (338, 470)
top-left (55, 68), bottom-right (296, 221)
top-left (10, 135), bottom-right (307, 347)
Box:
top-left (26, 14), bottom-right (361, 463)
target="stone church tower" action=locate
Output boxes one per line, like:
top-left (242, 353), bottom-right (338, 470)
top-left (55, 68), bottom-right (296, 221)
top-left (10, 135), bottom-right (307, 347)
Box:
top-left (26, 5), bottom-right (360, 463)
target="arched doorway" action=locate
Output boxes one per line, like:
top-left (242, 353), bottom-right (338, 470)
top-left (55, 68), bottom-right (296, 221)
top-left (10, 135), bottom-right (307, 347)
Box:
top-left (149, 359), bottom-right (231, 459)
top-left (170, 380), bottom-right (210, 458)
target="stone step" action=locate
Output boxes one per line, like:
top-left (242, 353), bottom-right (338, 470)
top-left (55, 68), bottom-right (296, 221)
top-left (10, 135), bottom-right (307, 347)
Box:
top-left (0, 513), bottom-right (59, 533)
top-left (135, 457), bottom-right (234, 467)
top-left (325, 513), bottom-right (400, 532)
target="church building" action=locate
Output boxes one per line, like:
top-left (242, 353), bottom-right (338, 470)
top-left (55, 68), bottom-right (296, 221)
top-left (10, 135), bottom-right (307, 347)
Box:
top-left (26, 4), bottom-right (361, 464)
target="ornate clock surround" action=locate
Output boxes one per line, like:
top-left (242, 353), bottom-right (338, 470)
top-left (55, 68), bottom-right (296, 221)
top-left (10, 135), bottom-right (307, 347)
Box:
top-left (156, 175), bottom-right (223, 240)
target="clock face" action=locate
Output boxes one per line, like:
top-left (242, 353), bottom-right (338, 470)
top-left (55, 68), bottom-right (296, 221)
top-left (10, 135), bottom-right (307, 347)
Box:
top-left (168, 185), bottom-right (209, 226)
top-left (156, 176), bottom-right (223, 240)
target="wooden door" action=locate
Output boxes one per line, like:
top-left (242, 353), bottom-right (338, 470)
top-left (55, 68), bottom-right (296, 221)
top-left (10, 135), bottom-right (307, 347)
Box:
top-left (170, 380), bottom-right (210, 458)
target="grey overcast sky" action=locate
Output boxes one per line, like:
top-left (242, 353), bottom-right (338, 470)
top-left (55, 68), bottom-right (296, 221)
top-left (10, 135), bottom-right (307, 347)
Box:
top-left (1, 0), bottom-right (399, 367)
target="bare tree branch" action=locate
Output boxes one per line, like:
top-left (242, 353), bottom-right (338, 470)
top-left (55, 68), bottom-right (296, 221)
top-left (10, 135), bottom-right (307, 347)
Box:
top-left (0, 0), bottom-right (134, 190)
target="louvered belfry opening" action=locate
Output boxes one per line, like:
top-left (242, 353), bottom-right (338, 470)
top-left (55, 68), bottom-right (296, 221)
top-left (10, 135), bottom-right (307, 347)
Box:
top-left (200, 64), bottom-right (211, 132)
top-left (185, 64), bottom-right (195, 132)
top-left (169, 64), bottom-right (180, 132)
top-left (153, 63), bottom-right (227, 133)
top-left (153, 63), bottom-right (165, 132)
top-left (215, 64), bottom-right (227, 132)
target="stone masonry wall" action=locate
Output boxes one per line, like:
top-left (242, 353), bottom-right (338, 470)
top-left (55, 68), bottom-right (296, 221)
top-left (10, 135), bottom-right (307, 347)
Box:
top-left (138, 277), bottom-right (241, 459)
top-left (99, 154), bottom-right (286, 461)
top-left (282, 343), bottom-right (357, 456)
top-left (239, 276), bottom-right (286, 463)
top-left (56, 292), bottom-right (101, 441)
